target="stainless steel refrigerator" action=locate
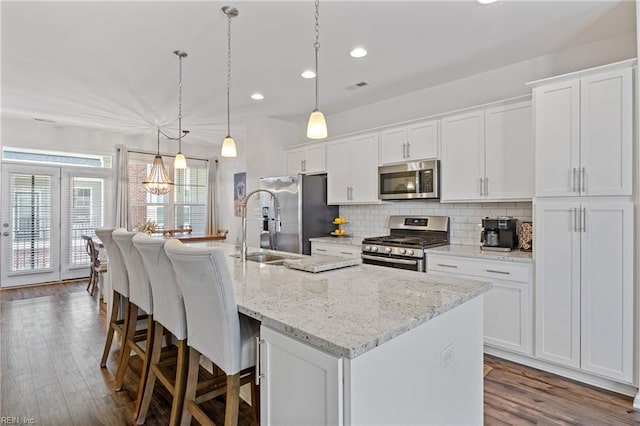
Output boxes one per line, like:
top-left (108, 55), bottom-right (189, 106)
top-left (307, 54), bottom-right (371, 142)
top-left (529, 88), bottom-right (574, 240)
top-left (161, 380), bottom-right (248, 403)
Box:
top-left (259, 175), bottom-right (338, 255)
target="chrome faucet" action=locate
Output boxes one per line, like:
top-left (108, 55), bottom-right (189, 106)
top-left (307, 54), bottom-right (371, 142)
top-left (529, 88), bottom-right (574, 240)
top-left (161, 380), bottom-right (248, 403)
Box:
top-left (241, 189), bottom-right (281, 262)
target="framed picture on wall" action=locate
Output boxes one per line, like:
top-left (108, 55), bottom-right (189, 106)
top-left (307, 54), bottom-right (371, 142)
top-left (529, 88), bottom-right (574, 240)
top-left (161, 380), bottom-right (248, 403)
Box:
top-left (233, 172), bottom-right (246, 217)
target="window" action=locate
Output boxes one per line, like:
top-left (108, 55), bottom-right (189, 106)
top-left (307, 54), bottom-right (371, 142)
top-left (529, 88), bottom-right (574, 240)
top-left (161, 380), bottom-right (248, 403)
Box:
top-left (128, 152), bottom-right (208, 234)
top-left (3, 147), bottom-right (112, 168)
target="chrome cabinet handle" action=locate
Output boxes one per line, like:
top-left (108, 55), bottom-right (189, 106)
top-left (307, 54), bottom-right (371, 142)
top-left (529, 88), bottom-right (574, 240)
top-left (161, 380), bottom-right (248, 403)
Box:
top-left (486, 269), bottom-right (510, 275)
top-left (479, 178), bottom-right (484, 196)
top-left (484, 177), bottom-right (489, 196)
top-left (437, 263), bottom-right (458, 268)
top-left (580, 167), bottom-right (585, 193)
top-left (402, 143), bottom-right (407, 159)
top-left (406, 142), bottom-right (411, 158)
top-left (255, 337), bottom-right (265, 385)
top-left (581, 207), bottom-right (586, 233)
top-left (571, 168), bottom-right (577, 192)
top-left (572, 207), bottom-right (577, 232)
top-left (316, 248), bottom-right (327, 252)
top-left (340, 251), bottom-right (353, 255)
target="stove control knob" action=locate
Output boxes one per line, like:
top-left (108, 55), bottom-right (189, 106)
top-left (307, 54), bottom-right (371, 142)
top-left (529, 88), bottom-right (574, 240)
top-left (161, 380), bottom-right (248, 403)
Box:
top-left (364, 245), bottom-right (371, 252)
top-left (371, 246), bottom-right (379, 252)
top-left (407, 249), bottom-right (415, 256)
top-left (399, 248), bottom-right (406, 255)
top-left (384, 247), bottom-right (392, 254)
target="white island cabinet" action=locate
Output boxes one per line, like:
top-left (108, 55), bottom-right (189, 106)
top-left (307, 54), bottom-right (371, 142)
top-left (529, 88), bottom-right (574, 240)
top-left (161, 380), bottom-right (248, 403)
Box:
top-left (184, 242), bottom-right (491, 425)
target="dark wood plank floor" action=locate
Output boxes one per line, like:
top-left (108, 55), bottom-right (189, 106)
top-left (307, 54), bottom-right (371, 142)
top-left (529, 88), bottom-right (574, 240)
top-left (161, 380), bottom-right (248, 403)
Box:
top-left (2, 281), bottom-right (640, 425)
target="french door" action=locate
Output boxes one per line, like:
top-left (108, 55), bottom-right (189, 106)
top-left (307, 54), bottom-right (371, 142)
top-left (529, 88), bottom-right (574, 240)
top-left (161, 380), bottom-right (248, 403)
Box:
top-left (1, 163), bottom-right (112, 287)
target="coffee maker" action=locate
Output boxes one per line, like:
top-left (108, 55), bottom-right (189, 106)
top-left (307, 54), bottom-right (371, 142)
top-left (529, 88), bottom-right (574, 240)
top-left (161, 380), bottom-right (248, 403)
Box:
top-left (481, 217), bottom-right (518, 252)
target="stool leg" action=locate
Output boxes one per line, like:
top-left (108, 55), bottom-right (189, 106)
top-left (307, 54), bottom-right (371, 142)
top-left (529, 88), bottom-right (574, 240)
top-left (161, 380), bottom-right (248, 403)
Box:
top-left (224, 373), bottom-right (241, 426)
top-left (100, 291), bottom-right (120, 368)
top-left (169, 339), bottom-right (189, 426)
top-left (136, 323), bottom-right (164, 425)
top-left (180, 347), bottom-right (200, 426)
top-left (115, 302), bottom-right (137, 391)
top-left (133, 315), bottom-right (155, 419)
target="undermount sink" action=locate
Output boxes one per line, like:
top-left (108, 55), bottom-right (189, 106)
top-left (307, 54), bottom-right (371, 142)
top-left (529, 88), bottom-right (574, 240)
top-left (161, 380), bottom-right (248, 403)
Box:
top-left (246, 253), bottom-right (287, 264)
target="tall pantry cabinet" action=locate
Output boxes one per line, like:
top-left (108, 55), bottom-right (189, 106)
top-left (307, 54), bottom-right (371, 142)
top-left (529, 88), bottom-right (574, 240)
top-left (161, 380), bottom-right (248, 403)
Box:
top-left (529, 59), bottom-right (635, 384)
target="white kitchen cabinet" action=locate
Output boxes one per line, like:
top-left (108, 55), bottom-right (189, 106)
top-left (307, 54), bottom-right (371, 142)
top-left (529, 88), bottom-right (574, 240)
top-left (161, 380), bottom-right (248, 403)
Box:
top-left (311, 241), bottom-right (360, 258)
top-left (285, 144), bottom-right (326, 175)
top-left (259, 326), bottom-right (343, 426)
top-left (326, 134), bottom-right (379, 204)
top-left (427, 254), bottom-right (533, 355)
top-left (440, 100), bottom-right (532, 202)
top-left (379, 120), bottom-right (438, 165)
top-left (535, 200), bottom-right (633, 383)
top-left (530, 62), bottom-right (633, 197)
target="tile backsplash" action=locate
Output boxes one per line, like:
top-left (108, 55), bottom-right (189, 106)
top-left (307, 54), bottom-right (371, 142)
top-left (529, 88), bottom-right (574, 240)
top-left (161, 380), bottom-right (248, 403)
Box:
top-left (339, 201), bottom-right (532, 246)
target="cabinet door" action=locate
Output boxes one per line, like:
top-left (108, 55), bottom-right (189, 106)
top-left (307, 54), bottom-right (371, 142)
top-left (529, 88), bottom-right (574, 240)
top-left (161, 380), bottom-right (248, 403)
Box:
top-left (349, 134), bottom-right (379, 203)
top-left (484, 280), bottom-right (531, 355)
top-left (534, 202), bottom-right (581, 368)
top-left (440, 110), bottom-right (485, 201)
top-left (580, 68), bottom-right (632, 196)
top-left (326, 140), bottom-right (351, 204)
top-left (580, 202), bottom-right (633, 382)
top-left (260, 326), bottom-right (343, 426)
top-left (285, 149), bottom-right (305, 175)
top-left (485, 101), bottom-right (533, 200)
top-left (305, 144), bottom-right (326, 174)
top-left (407, 120), bottom-right (438, 160)
top-left (533, 80), bottom-right (580, 197)
top-left (379, 127), bottom-right (407, 165)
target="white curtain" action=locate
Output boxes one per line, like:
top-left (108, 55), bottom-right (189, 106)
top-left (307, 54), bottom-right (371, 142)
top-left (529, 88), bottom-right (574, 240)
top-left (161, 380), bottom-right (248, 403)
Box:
top-left (206, 158), bottom-right (217, 235)
top-left (115, 145), bottom-right (129, 229)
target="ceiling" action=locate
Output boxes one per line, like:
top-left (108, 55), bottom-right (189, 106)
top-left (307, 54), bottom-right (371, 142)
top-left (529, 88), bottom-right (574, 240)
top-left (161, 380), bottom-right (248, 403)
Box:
top-left (1, 1), bottom-right (635, 147)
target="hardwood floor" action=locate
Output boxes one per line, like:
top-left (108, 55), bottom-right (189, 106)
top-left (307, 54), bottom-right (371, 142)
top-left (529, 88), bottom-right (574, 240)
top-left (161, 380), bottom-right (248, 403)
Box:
top-left (2, 281), bottom-right (640, 425)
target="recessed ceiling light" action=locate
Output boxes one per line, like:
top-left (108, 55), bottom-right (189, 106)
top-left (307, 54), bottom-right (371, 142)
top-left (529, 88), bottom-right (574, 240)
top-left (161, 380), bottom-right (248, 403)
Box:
top-left (477, 0), bottom-right (498, 4)
top-left (251, 93), bottom-right (264, 100)
top-left (301, 70), bottom-right (316, 79)
top-left (350, 47), bottom-right (367, 58)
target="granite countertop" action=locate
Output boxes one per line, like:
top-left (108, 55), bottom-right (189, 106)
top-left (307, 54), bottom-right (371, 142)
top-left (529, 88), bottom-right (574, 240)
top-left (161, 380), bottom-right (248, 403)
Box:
top-left (283, 254), bottom-right (362, 273)
top-left (309, 236), bottom-right (364, 246)
top-left (426, 244), bottom-right (533, 263)
top-left (186, 242), bottom-right (491, 359)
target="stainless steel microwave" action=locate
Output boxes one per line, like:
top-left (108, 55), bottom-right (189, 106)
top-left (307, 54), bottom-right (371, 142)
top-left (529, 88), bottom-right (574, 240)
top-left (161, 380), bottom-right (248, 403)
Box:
top-left (378, 160), bottom-right (440, 200)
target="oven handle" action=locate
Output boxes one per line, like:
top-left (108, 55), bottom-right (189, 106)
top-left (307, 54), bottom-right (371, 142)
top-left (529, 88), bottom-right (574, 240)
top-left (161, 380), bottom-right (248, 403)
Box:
top-left (362, 254), bottom-right (419, 266)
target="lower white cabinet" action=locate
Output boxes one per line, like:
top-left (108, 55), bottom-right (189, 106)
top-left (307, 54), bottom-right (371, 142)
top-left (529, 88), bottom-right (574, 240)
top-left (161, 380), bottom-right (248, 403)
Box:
top-left (259, 326), bottom-right (343, 426)
top-left (535, 200), bottom-right (634, 383)
top-left (311, 241), bottom-right (361, 258)
top-left (427, 254), bottom-right (533, 355)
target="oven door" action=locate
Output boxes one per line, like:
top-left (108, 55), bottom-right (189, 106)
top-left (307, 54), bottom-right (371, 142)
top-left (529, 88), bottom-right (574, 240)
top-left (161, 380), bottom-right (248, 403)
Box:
top-left (362, 254), bottom-right (424, 272)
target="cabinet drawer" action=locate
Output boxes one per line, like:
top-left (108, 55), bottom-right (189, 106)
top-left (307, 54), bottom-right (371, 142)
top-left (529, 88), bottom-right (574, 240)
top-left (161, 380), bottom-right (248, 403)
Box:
top-left (311, 242), bottom-right (361, 258)
top-left (427, 254), bottom-right (530, 283)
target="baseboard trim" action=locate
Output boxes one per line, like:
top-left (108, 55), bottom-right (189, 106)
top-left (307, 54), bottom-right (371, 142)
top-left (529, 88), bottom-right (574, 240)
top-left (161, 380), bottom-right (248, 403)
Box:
top-left (484, 346), bottom-right (637, 397)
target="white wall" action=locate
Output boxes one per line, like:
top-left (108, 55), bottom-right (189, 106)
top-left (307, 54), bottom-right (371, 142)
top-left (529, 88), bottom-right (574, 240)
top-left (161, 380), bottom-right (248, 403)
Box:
top-left (315, 31), bottom-right (636, 140)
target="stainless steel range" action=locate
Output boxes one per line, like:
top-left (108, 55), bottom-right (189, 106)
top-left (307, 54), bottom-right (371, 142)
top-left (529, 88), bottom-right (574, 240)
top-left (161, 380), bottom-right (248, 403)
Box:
top-left (361, 216), bottom-right (449, 272)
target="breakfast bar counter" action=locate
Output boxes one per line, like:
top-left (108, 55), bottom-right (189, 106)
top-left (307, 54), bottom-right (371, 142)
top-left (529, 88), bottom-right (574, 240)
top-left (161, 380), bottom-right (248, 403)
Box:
top-left (187, 241), bottom-right (491, 425)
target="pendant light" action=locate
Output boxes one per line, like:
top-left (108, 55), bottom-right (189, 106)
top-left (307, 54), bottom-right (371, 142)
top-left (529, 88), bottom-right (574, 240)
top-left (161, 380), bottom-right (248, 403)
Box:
top-left (307, 0), bottom-right (328, 139)
top-left (142, 129), bottom-right (174, 195)
top-left (173, 50), bottom-right (188, 169)
top-left (220, 6), bottom-right (238, 158)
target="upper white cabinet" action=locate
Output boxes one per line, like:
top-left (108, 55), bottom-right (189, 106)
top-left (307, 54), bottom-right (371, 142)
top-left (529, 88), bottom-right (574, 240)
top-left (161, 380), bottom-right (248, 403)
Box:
top-left (441, 100), bottom-right (532, 202)
top-left (530, 62), bottom-right (633, 197)
top-left (535, 200), bottom-right (634, 383)
top-left (285, 144), bottom-right (326, 175)
top-left (379, 120), bottom-right (438, 165)
top-left (326, 134), bottom-right (379, 204)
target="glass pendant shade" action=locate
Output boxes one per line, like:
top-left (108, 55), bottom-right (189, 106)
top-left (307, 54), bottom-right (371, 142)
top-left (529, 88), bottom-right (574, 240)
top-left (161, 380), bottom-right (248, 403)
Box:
top-left (221, 136), bottom-right (237, 157)
top-left (143, 155), bottom-right (174, 195)
top-left (174, 152), bottom-right (187, 169)
top-left (307, 109), bottom-right (328, 139)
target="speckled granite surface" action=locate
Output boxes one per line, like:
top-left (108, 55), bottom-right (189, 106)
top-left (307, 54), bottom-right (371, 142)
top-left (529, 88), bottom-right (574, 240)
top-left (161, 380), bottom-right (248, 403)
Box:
top-left (283, 254), bottom-right (361, 273)
top-left (185, 242), bottom-right (492, 359)
top-left (309, 236), bottom-right (363, 246)
top-left (426, 244), bottom-right (533, 263)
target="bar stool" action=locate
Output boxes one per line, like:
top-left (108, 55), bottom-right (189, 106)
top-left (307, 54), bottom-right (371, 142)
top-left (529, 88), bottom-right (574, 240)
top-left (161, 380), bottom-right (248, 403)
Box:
top-left (96, 228), bottom-right (130, 369)
top-left (112, 229), bottom-right (154, 418)
top-left (164, 239), bottom-right (260, 426)
top-left (133, 234), bottom-right (189, 425)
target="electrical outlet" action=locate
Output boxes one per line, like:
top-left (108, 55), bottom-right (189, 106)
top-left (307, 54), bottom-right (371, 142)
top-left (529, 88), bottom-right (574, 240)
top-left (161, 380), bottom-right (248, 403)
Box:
top-left (441, 343), bottom-right (454, 369)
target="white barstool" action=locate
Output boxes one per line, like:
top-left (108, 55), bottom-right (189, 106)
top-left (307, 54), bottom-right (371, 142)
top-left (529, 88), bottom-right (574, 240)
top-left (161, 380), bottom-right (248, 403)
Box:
top-left (164, 239), bottom-right (260, 426)
top-left (96, 228), bottom-right (131, 369)
top-left (112, 229), bottom-right (154, 418)
top-left (133, 234), bottom-right (188, 425)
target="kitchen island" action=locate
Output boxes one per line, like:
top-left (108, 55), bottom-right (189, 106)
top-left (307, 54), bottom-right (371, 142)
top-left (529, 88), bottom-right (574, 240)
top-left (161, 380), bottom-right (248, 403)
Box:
top-left (188, 241), bottom-right (491, 425)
